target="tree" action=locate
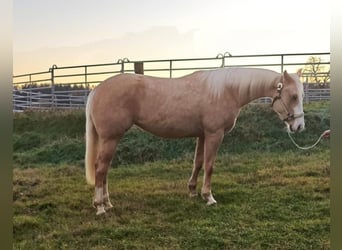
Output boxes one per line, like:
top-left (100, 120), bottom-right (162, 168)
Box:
top-left (303, 56), bottom-right (330, 85)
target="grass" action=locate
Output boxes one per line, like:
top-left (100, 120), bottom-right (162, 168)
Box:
top-left (13, 150), bottom-right (330, 249)
top-left (13, 102), bottom-right (330, 249)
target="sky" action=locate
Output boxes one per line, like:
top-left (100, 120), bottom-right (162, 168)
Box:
top-left (13, 0), bottom-right (330, 75)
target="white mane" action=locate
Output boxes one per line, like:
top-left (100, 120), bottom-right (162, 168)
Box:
top-left (198, 67), bottom-right (280, 99)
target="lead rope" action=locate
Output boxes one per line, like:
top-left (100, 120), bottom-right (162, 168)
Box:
top-left (287, 129), bottom-right (330, 150)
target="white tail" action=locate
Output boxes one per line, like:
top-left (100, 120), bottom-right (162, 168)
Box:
top-left (85, 91), bottom-right (97, 186)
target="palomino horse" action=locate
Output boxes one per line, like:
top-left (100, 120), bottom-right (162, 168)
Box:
top-left (85, 67), bottom-right (305, 215)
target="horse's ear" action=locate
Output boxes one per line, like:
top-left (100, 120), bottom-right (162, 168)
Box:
top-left (296, 68), bottom-right (303, 77)
top-left (283, 70), bottom-right (290, 82)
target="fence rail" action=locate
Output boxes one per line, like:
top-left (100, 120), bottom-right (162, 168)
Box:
top-left (13, 52), bottom-right (330, 112)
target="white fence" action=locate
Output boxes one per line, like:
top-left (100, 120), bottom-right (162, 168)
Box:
top-left (13, 88), bottom-right (89, 111)
top-left (12, 84), bottom-right (330, 112)
top-left (13, 52), bottom-right (330, 112)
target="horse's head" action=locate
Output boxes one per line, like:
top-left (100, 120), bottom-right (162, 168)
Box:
top-left (272, 69), bottom-right (305, 133)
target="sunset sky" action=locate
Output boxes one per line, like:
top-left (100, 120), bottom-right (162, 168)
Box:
top-left (13, 0), bottom-right (330, 75)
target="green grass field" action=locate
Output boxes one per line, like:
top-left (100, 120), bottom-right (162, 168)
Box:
top-left (13, 102), bottom-right (330, 249)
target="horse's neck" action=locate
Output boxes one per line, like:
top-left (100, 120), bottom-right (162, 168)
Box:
top-left (236, 74), bottom-right (281, 107)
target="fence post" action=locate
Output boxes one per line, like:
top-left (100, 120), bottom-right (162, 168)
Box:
top-left (28, 74), bottom-right (32, 110)
top-left (69, 93), bottom-right (72, 108)
top-left (304, 83), bottom-right (309, 103)
top-left (29, 88), bottom-right (32, 109)
top-left (169, 60), bottom-right (173, 78)
top-left (85, 66), bottom-right (88, 89)
top-left (84, 65), bottom-right (90, 107)
top-left (216, 53), bottom-right (224, 67)
top-left (280, 54), bottom-right (284, 73)
top-left (134, 62), bottom-right (144, 74)
top-left (49, 64), bottom-right (57, 108)
top-left (223, 52), bottom-right (232, 67)
top-left (118, 58), bottom-right (130, 73)
top-left (216, 52), bottom-right (232, 68)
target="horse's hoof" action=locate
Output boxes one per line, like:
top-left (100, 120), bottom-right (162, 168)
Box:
top-left (202, 193), bottom-right (217, 206)
top-left (189, 192), bottom-right (199, 198)
top-left (104, 201), bottom-right (113, 210)
top-left (206, 199), bottom-right (217, 206)
top-left (96, 205), bottom-right (106, 215)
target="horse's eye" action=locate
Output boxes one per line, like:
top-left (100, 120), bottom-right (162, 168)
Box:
top-left (292, 94), bottom-right (298, 101)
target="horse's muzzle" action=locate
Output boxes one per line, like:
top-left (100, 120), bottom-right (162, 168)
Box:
top-left (286, 121), bottom-right (305, 133)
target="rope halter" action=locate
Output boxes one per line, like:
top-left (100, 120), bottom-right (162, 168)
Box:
top-left (271, 79), bottom-right (329, 150)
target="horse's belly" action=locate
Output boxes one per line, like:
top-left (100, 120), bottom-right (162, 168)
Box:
top-left (135, 119), bottom-right (202, 138)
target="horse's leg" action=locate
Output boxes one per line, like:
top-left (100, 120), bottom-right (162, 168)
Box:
top-left (103, 175), bottom-right (113, 210)
top-left (188, 136), bottom-right (204, 197)
top-left (201, 130), bottom-right (224, 205)
top-left (93, 138), bottom-right (119, 215)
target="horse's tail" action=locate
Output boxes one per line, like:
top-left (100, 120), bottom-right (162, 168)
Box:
top-left (85, 90), bottom-right (97, 186)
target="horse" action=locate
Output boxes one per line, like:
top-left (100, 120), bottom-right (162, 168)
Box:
top-left (85, 67), bottom-right (305, 215)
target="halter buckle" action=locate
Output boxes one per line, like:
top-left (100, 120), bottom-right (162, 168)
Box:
top-left (277, 82), bottom-right (283, 92)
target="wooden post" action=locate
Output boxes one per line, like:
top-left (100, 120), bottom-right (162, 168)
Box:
top-left (134, 62), bottom-right (144, 75)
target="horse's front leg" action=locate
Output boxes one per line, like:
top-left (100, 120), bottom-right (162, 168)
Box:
top-left (103, 175), bottom-right (113, 210)
top-left (201, 130), bottom-right (224, 205)
top-left (188, 136), bottom-right (204, 197)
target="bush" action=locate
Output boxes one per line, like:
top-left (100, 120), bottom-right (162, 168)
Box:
top-left (13, 102), bottom-right (330, 167)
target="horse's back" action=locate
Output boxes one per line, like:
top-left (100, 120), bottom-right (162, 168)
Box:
top-left (88, 72), bottom-right (241, 138)
top-left (89, 73), bottom-right (206, 138)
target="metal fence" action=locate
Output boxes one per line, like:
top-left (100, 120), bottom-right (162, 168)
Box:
top-left (13, 52), bottom-right (330, 112)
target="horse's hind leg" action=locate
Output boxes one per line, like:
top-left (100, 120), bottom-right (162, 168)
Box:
top-left (94, 138), bottom-right (119, 215)
top-left (188, 136), bottom-right (204, 197)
